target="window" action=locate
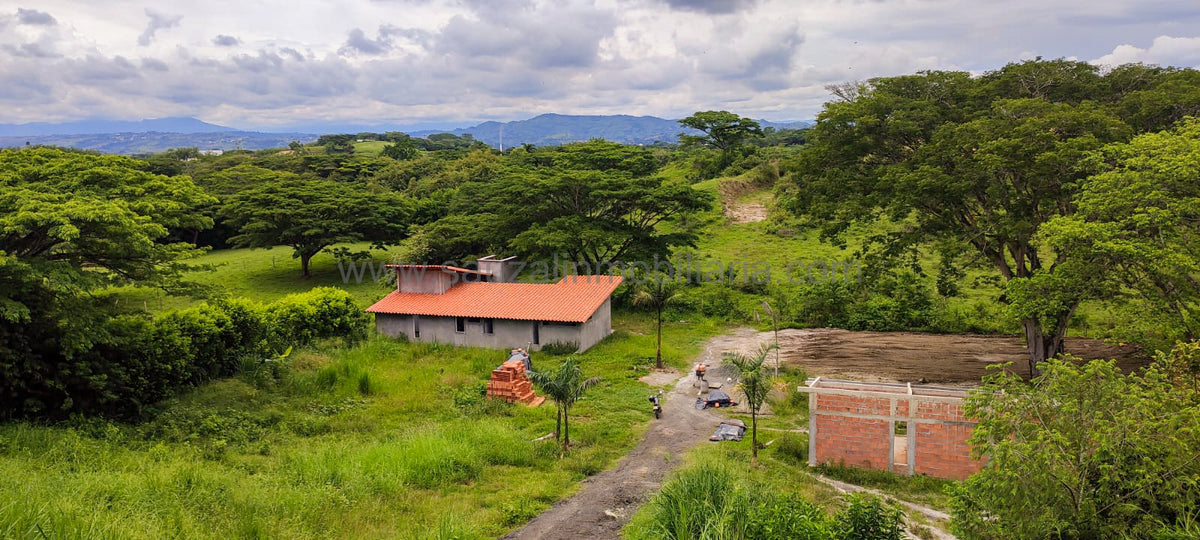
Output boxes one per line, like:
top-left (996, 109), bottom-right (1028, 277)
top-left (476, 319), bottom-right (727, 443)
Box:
top-left (484, 318), bottom-right (494, 335)
top-left (532, 322), bottom-right (540, 345)
top-left (455, 317), bottom-right (465, 333)
top-left (413, 315), bottom-right (420, 338)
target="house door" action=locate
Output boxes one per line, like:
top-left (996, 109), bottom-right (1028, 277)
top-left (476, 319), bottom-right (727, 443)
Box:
top-left (532, 321), bottom-right (540, 345)
top-left (413, 315), bottom-right (421, 338)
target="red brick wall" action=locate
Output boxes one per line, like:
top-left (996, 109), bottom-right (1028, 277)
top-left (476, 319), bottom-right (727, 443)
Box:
top-left (815, 393), bottom-right (892, 415)
top-left (814, 415), bottom-right (891, 471)
top-left (809, 388), bottom-right (984, 480)
top-left (912, 422), bottom-right (982, 480)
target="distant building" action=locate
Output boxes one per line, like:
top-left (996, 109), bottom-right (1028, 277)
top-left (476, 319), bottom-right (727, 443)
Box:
top-left (199, 149), bottom-right (224, 156)
top-left (366, 256), bottom-right (622, 352)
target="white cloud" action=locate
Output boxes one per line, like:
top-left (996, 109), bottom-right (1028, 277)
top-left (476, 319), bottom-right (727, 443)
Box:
top-left (1092, 35), bottom-right (1200, 68)
top-left (1, 0), bottom-right (1199, 127)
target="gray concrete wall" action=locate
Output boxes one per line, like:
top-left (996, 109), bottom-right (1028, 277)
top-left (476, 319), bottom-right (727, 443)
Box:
top-left (577, 299), bottom-right (612, 351)
top-left (374, 307), bottom-right (613, 353)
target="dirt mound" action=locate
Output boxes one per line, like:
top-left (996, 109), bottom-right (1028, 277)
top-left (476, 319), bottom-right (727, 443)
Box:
top-left (777, 328), bottom-right (1147, 385)
top-left (726, 201), bottom-right (767, 223)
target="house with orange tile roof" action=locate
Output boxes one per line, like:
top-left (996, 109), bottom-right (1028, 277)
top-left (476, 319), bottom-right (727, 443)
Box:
top-left (366, 255), bottom-right (623, 352)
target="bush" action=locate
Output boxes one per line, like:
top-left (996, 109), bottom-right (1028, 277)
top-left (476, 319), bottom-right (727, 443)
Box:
top-left (673, 283), bottom-right (741, 319)
top-left (266, 287), bottom-right (370, 348)
top-left (746, 492), bottom-right (834, 539)
top-left (641, 460), bottom-right (745, 539)
top-left (1, 288), bottom-right (370, 419)
top-left (951, 347), bottom-right (1200, 539)
top-left (539, 341), bottom-right (579, 355)
top-left (837, 494), bottom-right (905, 540)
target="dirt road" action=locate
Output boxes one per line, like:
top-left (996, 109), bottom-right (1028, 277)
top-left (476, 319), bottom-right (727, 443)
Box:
top-left (503, 329), bottom-right (764, 540)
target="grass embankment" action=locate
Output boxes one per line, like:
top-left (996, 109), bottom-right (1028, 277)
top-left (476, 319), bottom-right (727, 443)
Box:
top-left (0, 313), bottom-right (722, 539)
top-left (690, 177), bottom-right (1122, 338)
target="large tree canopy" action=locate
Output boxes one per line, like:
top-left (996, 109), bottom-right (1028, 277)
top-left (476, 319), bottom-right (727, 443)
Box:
top-left (678, 110), bottom-right (763, 152)
top-left (220, 175), bottom-right (413, 277)
top-left (419, 140), bottom-right (711, 268)
top-left (1040, 117), bottom-right (1200, 346)
top-left (0, 148), bottom-right (215, 415)
top-left (0, 148), bottom-right (214, 314)
top-left (783, 59), bottom-right (1199, 374)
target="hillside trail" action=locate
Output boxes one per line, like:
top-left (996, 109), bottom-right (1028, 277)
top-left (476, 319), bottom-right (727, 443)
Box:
top-left (503, 328), bottom-right (766, 540)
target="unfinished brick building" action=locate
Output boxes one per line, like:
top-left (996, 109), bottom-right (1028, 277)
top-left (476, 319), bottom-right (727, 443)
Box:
top-left (798, 378), bottom-right (984, 480)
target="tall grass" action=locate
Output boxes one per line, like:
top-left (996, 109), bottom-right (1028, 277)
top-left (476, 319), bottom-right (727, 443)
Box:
top-left (0, 315), bottom-right (723, 538)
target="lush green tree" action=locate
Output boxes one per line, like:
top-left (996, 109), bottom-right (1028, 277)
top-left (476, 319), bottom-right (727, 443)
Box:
top-left (783, 61), bottom-right (1152, 375)
top-left (679, 111), bottom-right (764, 178)
top-left (317, 134), bottom-right (355, 154)
top-left (632, 275), bottom-right (681, 369)
top-left (382, 136), bottom-right (419, 161)
top-left (428, 142), bottom-right (710, 267)
top-left (1040, 118), bottom-right (1200, 347)
top-left (951, 346), bottom-right (1200, 538)
top-left (527, 356), bottom-right (601, 456)
top-left (0, 147), bottom-right (215, 417)
top-left (678, 111), bottom-right (763, 153)
top-left (220, 177), bottom-right (411, 277)
top-left (725, 343), bottom-right (777, 465)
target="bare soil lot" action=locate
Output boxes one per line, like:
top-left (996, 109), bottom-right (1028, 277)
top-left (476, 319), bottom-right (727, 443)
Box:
top-left (775, 328), bottom-right (1148, 385)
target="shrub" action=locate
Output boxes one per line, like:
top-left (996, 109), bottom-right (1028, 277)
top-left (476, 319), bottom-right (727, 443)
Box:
top-left (1, 288), bottom-right (370, 419)
top-left (539, 341), bottom-right (579, 355)
top-left (265, 287), bottom-right (369, 348)
top-left (951, 347), bottom-right (1200, 539)
top-left (642, 460), bottom-right (746, 539)
top-left (746, 492), bottom-right (834, 539)
top-left (836, 494), bottom-right (905, 540)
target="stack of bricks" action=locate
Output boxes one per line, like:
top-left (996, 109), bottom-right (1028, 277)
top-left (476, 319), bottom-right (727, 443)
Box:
top-left (486, 360), bottom-right (545, 406)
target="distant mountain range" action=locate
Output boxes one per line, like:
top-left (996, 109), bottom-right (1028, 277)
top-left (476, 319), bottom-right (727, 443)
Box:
top-left (0, 114), bottom-right (812, 154)
top-left (410, 114), bottom-right (812, 148)
top-left (0, 117), bottom-right (233, 137)
top-left (0, 132), bottom-right (318, 155)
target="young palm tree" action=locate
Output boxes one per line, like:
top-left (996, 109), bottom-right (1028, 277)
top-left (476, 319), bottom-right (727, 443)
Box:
top-left (528, 356), bottom-right (602, 456)
top-left (726, 343), bottom-right (778, 465)
top-left (633, 275), bottom-right (680, 370)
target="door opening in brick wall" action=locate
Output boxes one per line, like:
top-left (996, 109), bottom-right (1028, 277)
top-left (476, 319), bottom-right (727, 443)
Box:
top-left (893, 421), bottom-right (908, 468)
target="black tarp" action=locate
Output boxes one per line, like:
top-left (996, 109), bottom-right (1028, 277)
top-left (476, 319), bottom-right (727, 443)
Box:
top-left (695, 389), bottom-right (736, 409)
top-left (710, 419), bottom-right (746, 442)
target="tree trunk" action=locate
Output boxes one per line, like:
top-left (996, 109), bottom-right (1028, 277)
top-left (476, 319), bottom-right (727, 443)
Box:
top-left (555, 408), bottom-right (562, 443)
top-left (562, 409), bottom-right (570, 456)
top-left (1022, 316), bottom-right (1069, 378)
top-left (655, 306), bottom-right (664, 369)
top-left (750, 409), bottom-right (758, 466)
top-left (300, 251), bottom-right (313, 279)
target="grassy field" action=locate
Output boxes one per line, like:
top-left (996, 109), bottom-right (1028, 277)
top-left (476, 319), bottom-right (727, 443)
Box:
top-left (111, 243), bottom-right (404, 313)
top-left (352, 141), bottom-right (390, 156)
top-left (0, 313), bottom-right (725, 539)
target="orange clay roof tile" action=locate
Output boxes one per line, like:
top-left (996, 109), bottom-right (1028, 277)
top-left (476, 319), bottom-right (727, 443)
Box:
top-left (365, 275), bottom-right (623, 323)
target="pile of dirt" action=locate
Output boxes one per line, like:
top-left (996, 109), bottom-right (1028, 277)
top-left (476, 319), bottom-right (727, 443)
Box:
top-left (725, 201), bottom-right (767, 223)
top-left (776, 328), bottom-right (1147, 385)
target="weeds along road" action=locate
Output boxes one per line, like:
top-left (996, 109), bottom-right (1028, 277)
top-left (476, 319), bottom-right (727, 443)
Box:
top-left (504, 328), bottom-right (765, 540)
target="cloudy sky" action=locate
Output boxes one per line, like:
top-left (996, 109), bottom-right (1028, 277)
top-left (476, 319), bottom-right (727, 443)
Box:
top-left (1, 0), bottom-right (1199, 130)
